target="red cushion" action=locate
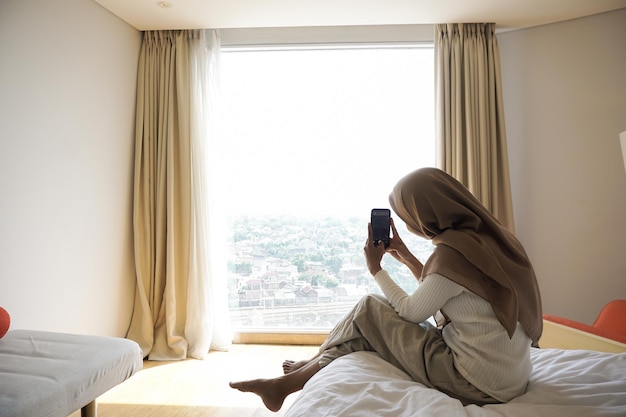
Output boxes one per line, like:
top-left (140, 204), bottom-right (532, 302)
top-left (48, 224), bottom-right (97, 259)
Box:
top-left (0, 307), bottom-right (10, 338)
top-left (592, 300), bottom-right (626, 336)
top-left (544, 313), bottom-right (626, 345)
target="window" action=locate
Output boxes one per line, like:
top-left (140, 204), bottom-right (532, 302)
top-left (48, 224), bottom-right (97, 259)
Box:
top-left (216, 44), bottom-right (435, 334)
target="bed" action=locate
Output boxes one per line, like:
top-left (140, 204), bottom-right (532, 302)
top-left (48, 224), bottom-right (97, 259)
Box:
top-left (0, 329), bottom-right (143, 417)
top-left (284, 320), bottom-right (626, 417)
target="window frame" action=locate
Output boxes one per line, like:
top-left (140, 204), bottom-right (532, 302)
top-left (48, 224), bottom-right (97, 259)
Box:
top-left (219, 29), bottom-right (435, 344)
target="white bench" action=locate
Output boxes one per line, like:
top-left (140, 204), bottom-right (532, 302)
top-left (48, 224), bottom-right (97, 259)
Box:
top-left (0, 330), bottom-right (143, 417)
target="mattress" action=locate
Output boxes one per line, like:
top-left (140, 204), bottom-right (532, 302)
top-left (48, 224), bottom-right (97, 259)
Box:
top-left (285, 348), bottom-right (626, 417)
top-left (0, 329), bottom-right (143, 417)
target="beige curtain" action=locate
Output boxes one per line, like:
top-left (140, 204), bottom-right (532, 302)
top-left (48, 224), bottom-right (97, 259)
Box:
top-left (435, 23), bottom-right (515, 231)
top-left (127, 29), bottom-right (231, 360)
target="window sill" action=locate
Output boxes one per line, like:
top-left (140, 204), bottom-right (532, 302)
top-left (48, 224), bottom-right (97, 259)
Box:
top-left (233, 329), bottom-right (328, 345)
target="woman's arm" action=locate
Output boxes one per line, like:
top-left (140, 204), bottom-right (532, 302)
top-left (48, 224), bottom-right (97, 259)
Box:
top-left (375, 271), bottom-right (464, 323)
top-left (364, 220), bottom-right (463, 322)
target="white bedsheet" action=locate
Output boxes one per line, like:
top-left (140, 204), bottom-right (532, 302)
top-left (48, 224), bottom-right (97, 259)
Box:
top-left (285, 348), bottom-right (626, 417)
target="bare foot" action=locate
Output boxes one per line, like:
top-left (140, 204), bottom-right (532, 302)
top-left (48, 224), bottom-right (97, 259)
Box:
top-left (282, 359), bottom-right (308, 374)
top-left (229, 379), bottom-right (286, 412)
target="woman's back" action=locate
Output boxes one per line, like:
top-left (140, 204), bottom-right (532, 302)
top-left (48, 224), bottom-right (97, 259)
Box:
top-left (442, 287), bottom-right (532, 401)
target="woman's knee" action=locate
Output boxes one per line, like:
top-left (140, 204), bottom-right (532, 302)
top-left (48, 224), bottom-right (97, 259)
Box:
top-left (360, 293), bottom-right (387, 305)
top-left (354, 294), bottom-right (397, 323)
top-left (359, 293), bottom-right (392, 311)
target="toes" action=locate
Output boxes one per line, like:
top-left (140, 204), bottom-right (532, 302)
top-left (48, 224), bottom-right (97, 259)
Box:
top-left (229, 381), bottom-right (243, 390)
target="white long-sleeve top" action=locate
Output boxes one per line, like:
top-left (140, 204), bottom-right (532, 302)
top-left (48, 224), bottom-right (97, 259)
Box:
top-left (374, 269), bottom-right (532, 402)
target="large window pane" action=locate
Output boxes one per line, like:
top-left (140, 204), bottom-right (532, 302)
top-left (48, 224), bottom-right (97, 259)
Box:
top-left (217, 45), bottom-right (435, 331)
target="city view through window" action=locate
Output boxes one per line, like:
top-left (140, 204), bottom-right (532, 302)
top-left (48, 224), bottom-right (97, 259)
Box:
top-left (226, 214), bottom-right (434, 329)
top-left (217, 45), bottom-right (435, 331)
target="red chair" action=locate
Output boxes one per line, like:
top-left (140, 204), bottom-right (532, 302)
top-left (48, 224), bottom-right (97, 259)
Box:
top-left (543, 300), bottom-right (626, 345)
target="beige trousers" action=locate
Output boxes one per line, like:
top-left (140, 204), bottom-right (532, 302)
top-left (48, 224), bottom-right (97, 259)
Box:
top-left (318, 294), bottom-right (499, 406)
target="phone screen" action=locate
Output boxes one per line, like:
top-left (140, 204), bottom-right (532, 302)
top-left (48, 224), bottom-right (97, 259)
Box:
top-left (371, 208), bottom-right (391, 248)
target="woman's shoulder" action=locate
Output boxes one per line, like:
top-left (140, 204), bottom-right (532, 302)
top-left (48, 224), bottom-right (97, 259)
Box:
top-left (421, 273), bottom-right (466, 296)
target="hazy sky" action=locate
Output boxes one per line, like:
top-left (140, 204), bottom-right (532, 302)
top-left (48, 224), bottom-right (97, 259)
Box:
top-left (216, 46), bottom-right (435, 218)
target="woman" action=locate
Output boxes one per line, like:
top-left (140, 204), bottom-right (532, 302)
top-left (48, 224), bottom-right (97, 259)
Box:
top-left (229, 167), bottom-right (542, 411)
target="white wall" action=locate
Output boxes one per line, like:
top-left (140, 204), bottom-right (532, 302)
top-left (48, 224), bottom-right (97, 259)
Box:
top-left (0, 0), bottom-right (141, 336)
top-left (499, 9), bottom-right (626, 324)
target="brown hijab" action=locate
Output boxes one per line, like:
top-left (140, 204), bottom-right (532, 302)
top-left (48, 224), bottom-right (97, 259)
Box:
top-left (389, 167), bottom-right (542, 346)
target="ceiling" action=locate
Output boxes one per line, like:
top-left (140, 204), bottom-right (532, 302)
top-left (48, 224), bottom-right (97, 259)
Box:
top-left (93, 0), bottom-right (626, 32)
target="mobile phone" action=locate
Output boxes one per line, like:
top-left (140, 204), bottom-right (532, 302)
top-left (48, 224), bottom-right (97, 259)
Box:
top-left (371, 208), bottom-right (391, 248)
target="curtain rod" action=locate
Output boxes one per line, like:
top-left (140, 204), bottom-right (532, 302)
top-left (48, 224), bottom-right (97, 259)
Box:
top-left (221, 42), bottom-right (433, 52)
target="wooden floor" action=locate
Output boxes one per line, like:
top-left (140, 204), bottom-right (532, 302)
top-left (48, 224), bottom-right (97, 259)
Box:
top-left (69, 344), bottom-right (319, 417)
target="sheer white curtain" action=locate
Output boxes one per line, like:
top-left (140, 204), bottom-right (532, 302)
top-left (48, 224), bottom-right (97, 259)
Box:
top-left (127, 29), bottom-right (231, 360)
top-left (186, 29), bottom-right (232, 358)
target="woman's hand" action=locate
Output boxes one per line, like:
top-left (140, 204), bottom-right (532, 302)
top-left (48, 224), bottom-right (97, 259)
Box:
top-left (386, 218), bottom-right (411, 263)
top-left (364, 223), bottom-right (386, 276)
top-left (387, 218), bottom-right (424, 281)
